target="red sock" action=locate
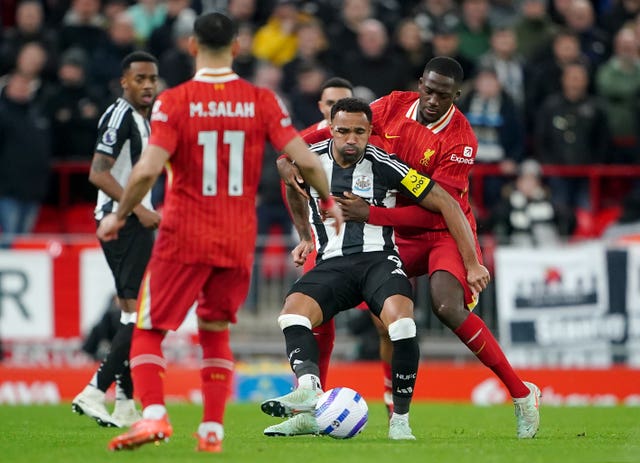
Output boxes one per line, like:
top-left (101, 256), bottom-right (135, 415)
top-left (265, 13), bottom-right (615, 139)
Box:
top-left (382, 361), bottom-right (392, 395)
top-left (454, 313), bottom-right (529, 398)
top-left (130, 328), bottom-right (166, 408)
top-left (313, 318), bottom-right (335, 389)
top-left (199, 329), bottom-right (234, 424)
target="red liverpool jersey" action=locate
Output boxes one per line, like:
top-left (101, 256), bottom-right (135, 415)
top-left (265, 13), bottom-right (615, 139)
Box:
top-left (149, 67), bottom-right (298, 266)
top-left (299, 119), bottom-right (329, 140)
top-left (370, 90), bottom-right (478, 232)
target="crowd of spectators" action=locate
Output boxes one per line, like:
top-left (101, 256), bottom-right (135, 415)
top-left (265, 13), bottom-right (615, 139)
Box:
top-left (1, 0), bottom-right (640, 242)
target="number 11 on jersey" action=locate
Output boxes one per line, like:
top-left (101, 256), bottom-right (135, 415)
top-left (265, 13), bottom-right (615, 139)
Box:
top-left (198, 130), bottom-right (246, 197)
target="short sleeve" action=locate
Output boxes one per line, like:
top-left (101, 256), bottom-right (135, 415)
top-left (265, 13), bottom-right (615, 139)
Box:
top-left (149, 90), bottom-right (180, 156)
top-left (95, 109), bottom-right (130, 158)
top-left (369, 95), bottom-right (389, 137)
top-left (260, 88), bottom-right (298, 152)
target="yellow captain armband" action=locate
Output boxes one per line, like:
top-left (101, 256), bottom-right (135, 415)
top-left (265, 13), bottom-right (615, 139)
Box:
top-left (401, 168), bottom-right (432, 198)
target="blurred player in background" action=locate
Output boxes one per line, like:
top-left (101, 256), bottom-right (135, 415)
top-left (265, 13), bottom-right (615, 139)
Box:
top-left (98, 12), bottom-right (341, 453)
top-left (72, 51), bottom-right (160, 428)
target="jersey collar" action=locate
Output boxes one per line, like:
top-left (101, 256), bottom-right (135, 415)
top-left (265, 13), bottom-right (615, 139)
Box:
top-left (193, 67), bottom-right (239, 83)
top-left (406, 98), bottom-right (456, 134)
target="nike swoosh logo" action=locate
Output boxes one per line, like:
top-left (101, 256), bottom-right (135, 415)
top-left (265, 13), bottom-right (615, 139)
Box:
top-left (384, 133), bottom-right (401, 139)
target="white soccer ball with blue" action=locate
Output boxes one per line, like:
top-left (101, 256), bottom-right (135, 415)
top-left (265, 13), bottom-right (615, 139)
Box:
top-left (314, 387), bottom-right (368, 439)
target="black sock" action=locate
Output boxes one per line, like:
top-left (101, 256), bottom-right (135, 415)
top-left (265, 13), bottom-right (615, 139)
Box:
top-left (115, 365), bottom-right (133, 400)
top-left (391, 337), bottom-right (419, 415)
top-left (283, 325), bottom-right (320, 379)
top-left (95, 322), bottom-right (134, 396)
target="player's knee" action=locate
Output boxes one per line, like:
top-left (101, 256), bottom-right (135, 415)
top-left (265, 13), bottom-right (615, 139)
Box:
top-left (387, 317), bottom-right (416, 341)
top-left (432, 301), bottom-right (467, 322)
top-left (278, 313), bottom-right (312, 331)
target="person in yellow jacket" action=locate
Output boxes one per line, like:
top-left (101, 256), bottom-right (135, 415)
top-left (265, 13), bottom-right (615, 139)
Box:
top-left (252, 0), bottom-right (310, 66)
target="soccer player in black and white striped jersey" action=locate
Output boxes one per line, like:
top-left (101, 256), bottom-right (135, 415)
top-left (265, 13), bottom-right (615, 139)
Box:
top-left (261, 97), bottom-right (489, 440)
top-left (72, 51), bottom-right (160, 429)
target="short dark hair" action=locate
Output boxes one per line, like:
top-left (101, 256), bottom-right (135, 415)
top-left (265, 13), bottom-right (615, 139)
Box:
top-left (194, 12), bottom-right (237, 50)
top-left (423, 56), bottom-right (464, 84)
top-left (330, 97), bottom-right (372, 122)
top-left (321, 77), bottom-right (353, 93)
top-left (121, 51), bottom-right (158, 73)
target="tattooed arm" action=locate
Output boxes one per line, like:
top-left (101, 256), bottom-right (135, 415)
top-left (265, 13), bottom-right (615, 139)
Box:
top-left (89, 152), bottom-right (160, 228)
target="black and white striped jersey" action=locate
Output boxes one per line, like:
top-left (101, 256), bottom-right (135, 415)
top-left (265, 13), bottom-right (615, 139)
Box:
top-left (93, 97), bottom-right (153, 220)
top-left (307, 139), bottom-right (435, 262)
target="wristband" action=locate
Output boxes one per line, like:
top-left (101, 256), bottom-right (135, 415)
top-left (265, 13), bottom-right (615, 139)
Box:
top-left (319, 197), bottom-right (335, 210)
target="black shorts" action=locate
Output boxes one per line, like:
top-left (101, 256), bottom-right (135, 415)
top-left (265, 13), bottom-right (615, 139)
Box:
top-left (287, 251), bottom-right (413, 320)
top-left (98, 215), bottom-right (154, 300)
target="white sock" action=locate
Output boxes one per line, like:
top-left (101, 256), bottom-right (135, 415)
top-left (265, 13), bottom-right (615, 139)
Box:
top-left (142, 404), bottom-right (167, 420)
top-left (198, 421), bottom-right (224, 440)
top-left (297, 374), bottom-right (322, 392)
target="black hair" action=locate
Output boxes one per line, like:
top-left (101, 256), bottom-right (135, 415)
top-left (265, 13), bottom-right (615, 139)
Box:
top-left (121, 51), bottom-right (158, 73)
top-left (194, 12), bottom-right (238, 50)
top-left (423, 56), bottom-right (464, 85)
top-left (321, 77), bottom-right (353, 93)
top-left (330, 97), bottom-right (372, 122)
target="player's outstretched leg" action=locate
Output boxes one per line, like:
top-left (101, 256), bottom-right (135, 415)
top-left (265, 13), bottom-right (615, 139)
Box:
top-left (432, 271), bottom-right (536, 438)
top-left (513, 382), bottom-right (541, 438)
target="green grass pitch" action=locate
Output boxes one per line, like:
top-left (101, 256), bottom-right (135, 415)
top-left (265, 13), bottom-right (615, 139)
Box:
top-left (1, 402), bottom-right (638, 463)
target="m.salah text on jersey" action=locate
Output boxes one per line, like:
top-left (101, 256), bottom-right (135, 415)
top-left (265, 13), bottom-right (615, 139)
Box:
top-left (189, 101), bottom-right (255, 118)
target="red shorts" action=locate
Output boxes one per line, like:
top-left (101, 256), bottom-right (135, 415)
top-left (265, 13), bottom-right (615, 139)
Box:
top-left (396, 232), bottom-right (483, 309)
top-left (136, 255), bottom-right (251, 331)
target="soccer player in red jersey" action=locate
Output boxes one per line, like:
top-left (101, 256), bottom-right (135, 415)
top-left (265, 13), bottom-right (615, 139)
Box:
top-left (339, 57), bottom-right (541, 439)
top-left (97, 12), bottom-right (342, 453)
top-left (284, 57), bottom-right (541, 439)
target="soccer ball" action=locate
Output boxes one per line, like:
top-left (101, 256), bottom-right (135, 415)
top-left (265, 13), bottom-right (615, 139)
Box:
top-left (314, 387), bottom-right (368, 439)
